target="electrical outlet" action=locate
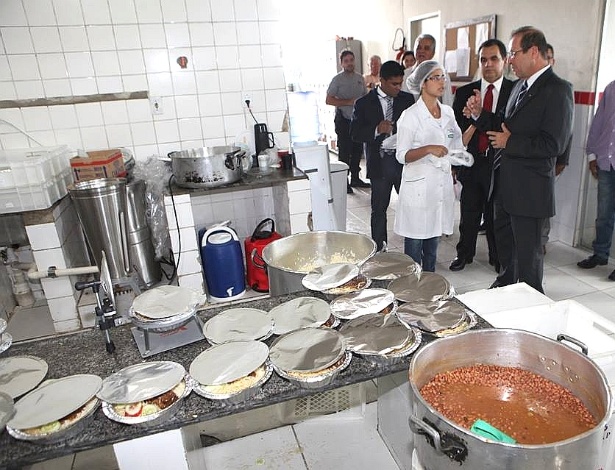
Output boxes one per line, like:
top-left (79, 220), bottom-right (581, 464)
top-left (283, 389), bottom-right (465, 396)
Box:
top-left (243, 93), bottom-right (251, 108)
top-left (150, 96), bottom-right (163, 115)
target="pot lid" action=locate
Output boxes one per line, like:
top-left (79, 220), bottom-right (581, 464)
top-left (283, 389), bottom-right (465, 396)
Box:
top-left (0, 391), bottom-right (14, 430)
top-left (397, 300), bottom-right (467, 333)
top-left (302, 263), bottom-right (360, 291)
top-left (388, 272), bottom-right (451, 303)
top-left (132, 285), bottom-right (202, 320)
top-left (97, 361), bottom-right (185, 404)
top-left (270, 328), bottom-right (345, 373)
top-left (340, 313), bottom-right (411, 355)
top-left (269, 297), bottom-right (331, 335)
top-left (203, 308), bottom-right (273, 344)
top-left (8, 374), bottom-right (102, 430)
top-left (190, 341), bottom-right (269, 386)
top-left (0, 356), bottom-right (48, 399)
top-left (361, 252), bottom-right (421, 280)
top-left (330, 288), bottom-right (395, 320)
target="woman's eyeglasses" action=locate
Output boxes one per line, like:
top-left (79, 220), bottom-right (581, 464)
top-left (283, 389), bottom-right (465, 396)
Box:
top-left (427, 74), bottom-right (447, 82)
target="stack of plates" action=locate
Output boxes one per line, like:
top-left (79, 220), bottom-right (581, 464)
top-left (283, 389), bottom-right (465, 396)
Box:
top-left (203, 308), bottom-right (273, 344)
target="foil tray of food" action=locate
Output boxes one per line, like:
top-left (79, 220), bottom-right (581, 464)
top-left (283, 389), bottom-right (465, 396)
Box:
top-left (340, 313), bottom-right (412, 357)
top-left (273, 351), bottom-right (352, 390)
top-left (323, 274), bottom-right (371, 299)
top-left (388, 272), bottom-right (452, 303)
top-left (0, 355), bottom-right (48, 399)
top-left (189, 363), bottom-right (273, 404)
top-left (360, 251), bottom-right (421, 280)
top-left (356, 329), bottom-right (423, 366)
top-left (6, 374), bottom-right (102, 444)
top-left (397, 299), bottom-right (475, 337)
top-left (268, 297), bottom-right (332, 335)
top-left (203, 308), bottom-right (274, 344)
top-left (330, 288), bottom-right (396, 320)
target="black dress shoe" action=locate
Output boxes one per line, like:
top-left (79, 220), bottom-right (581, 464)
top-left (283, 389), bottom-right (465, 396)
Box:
top-left (350, 178), bottom-right (371, 188)
top-left (347, 184), bottom-right (354, 194)
top-left (449, 257), bottom-right (472, 271)
top-left (609, 269), bottom-right (615, 281)
top-left (577, 255), bottom-right (608, 269)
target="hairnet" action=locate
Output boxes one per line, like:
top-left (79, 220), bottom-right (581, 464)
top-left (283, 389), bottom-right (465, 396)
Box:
top-left (406, 60), bottom-right (444, 95)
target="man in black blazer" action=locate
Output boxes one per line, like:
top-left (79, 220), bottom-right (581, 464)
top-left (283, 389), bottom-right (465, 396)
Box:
top-left (475, 26), bottom-right (574, 293)
top-left (351, 61), bottom-right (415, 251)
top-left (450, 39), bottom-right (515, 272)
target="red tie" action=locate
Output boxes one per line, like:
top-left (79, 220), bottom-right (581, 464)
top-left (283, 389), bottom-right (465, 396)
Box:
top-left (478, 84), bottom-right (494, 153)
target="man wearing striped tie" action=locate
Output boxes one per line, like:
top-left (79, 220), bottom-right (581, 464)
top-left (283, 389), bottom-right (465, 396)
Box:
top-left (351, 61), bottom-right (415, 251)
top-left (472, 26), bottom-right (573, 293)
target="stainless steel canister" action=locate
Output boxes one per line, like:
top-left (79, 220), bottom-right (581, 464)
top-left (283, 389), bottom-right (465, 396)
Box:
top-left (69, 178), bottom-right (131, 281)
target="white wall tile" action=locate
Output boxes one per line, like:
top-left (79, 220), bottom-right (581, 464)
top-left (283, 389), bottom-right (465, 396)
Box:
top-left (1, 27), bottom-right (34, 53)
top-left (261, 44), bottom-right (282, 67)
top-left (48, 295), bottom-right (78, 322)
top-left (175, 95), bottom-right (200, 118)
top-left (238, 45), bottom-right (262, 68)
top-left (185, 0), bottom-right (212, 22)
top-left (154, 119), bottom-right (179, 143)
top-left (134, 0), bottom-right (163, 24)
top-left (106, 123), bottom-right (133, 147)
top-left (257, 0), bottom-right (281, 21)
top-left (147, 71), bottom-right (173, 95)
top-left (59, 26), bottom-right (89, 52)
top-left (236, 21), bottom-right (259, 45)
top-left (175, 249), bottom-right (201, 276)
top-left (80, 125), bottom-right (108, 149)
top-left (40, 277), bottom-right (74, 299)
top-left (75, 102), bottom-right (104, 127)
top-left (33, 247), bottom-right (67, 270)
top-left (178, 273), bottom-right (204, 293)
top-left (210, 0), bottom-right (235, 22)
top-left (178, 118), bottom-right (203, 141)
top-left (49, 105), bottom-right (78, 129)
top-left (101, 100), bottom-right (129, 125)
top-left (126, 99), bottom-right (152, 122)
top-left (114, 25), bottom-right (141, 50)
top-left (22, 107), bottom-right (52, 131)
top-left (165, 201), bottom-right (195, 228)
top-left (23, 0), bottom-right (56, 26)
top-left (165, 23), bottom-right (190, 48)
top-left (192, 47), bottom-right (216, 71)
top-left (97, 75), bottom-right (123, 93)
top-left (118, 50), bottom-right (145, 75)
top-left (8, 54), bottom-right (40, 80)
top-left (168, 47), bottom-right (191, 72)
top-left (53, 128), bottom-right (82, 148)
top-left (0, 0), bottom-right (27, 26)
top-left (241, 68), bottom-right (264, 91)
top-left (234, 0), bottom-right (258, 21)
top-left (44, 79), bottom-right (70, 97)
top-left (161, 0), bottom-right (187, 23)
top-left (265, 88), bottom-right (287, 111)
top-left (212, 23), bottom-right (237, 46)
top-left (108, 0), bottom-right (138, 24)
top-left (122, 74), bottom-right (148, 91)
top-left (54, 319), bottom-right (81, 333)
top-left (92, 51), bottom-right (121, 76)
top-left (144, 49), bottom-right (170, 73)
top-left (195, 70), bottom-right (220, 94)
top-left (70, 77), bottom-right (97, 95)
top-left (65, 52), bottom-right (95, 78)
top-left (222, 114), bottom-right (245, 138)
top-left (215, 45), bottom-right (239, 70)
top-left (201, 116), bottom-right (224, 139)
top-left (133, 143), bottom-right (158, 160)
top-left (157, 141), bottom-right (177, 156)
top-left (259, 21), bottom-right (282, 45)
top-left (0, 108), bottom-right (24, 130)
top-left (26, 223), bottom-right (61, 250)
top-left (169, 225), bottom-right (199, 252)
top-left (81, 0), bottom-right (111, 25)
top-left (52, 0), bottom-right (84, 26)
top-left (263, 67), bottom-right (286, 89)
top-left (0, 83), bottom-right (17, 100)
top-left (130, 121), bottom-right (156, 145)
top-left (87, 25), bottom-right (116, 51)
top-left (31, 27), bottom-right (63, 53)
top-left (0, 57), bottom-right (11, 81)
top-left (220, 91), bottom-right (243, 115)
top-left (197, 94), bottom-right (222, 117)
top-left (15, 80), bottom-right (44, 99)
top-left (139, 23), bottom-right (167, 49)
top-left (218, 69), bottom-right (241, 92)
top-left (172, 71), bottom-right (197, 95)
top-left (189, 23), bottom-right (214, 47)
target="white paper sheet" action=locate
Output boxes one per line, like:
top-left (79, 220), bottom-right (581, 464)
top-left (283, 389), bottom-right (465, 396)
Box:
top-left (456, 48), bottom-right (471, 76)
top-left (444, 50), bottom-right (457, 73)
top-left (457, 27), bottom-right (469, 49)
top-left (475, 23), bottom-right (489, 51)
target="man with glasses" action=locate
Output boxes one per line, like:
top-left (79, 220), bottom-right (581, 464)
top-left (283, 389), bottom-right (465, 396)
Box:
top-left (350, 61), bottom-right (415, 251)
top-left (472, 26), bottom-right (573, 293)
top-left (449, 39), bottom-right (514, 273)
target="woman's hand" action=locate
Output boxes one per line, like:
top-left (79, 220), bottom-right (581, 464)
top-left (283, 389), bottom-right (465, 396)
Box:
top-left (429, 145), bottom-right (448, 158)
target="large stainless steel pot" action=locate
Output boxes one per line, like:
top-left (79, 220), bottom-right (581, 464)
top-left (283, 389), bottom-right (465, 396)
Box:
top-left (261, 231), bottom-right (377, 296)
top-left (409, 329), bottom-right (612, 470)
top-left (169, 146), bottom-right (249, 189)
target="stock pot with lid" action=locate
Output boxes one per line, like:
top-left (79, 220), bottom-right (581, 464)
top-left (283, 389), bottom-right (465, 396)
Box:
top-left (169, 146), bottom-right (250, 189)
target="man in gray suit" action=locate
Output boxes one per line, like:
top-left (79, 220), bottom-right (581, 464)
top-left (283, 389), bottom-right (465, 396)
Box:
top-left (474, 26), bottom-right (574, 293)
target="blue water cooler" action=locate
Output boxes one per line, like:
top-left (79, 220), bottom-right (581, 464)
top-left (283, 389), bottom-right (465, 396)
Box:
top-left (200, 226), bottom-right (246, 301)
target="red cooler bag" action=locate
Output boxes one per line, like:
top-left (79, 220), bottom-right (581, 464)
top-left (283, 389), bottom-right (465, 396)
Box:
top-left (244, 218), bottom-right (282, 292)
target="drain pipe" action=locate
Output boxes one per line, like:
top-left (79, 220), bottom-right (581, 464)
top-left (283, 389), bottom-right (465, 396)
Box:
top-left (27, 265), bottom-right (100, 280)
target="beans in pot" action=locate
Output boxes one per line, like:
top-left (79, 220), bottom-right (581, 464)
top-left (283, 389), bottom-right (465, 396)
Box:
top-left (420, 364), bottom-right (597, 444)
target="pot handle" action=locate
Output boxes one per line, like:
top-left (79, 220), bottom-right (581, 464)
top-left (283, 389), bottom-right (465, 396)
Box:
top-left (557, 334), bottom-right (589, 355)
top-left (251, 218), bottom-right (275, 241)
top-left (251, 248), bottom-right (266, 270)
top-left (409, 415), bottom-right (467, 462)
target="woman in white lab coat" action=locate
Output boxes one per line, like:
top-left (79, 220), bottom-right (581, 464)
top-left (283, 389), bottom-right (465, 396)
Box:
top-left (394, 60), bottom-right (471, 271)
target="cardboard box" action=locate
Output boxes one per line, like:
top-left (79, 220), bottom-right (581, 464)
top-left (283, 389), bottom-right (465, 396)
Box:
top-left (70, 149), bottom-right (126, 182)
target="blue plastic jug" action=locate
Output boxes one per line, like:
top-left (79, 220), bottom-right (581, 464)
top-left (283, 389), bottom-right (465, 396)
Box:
top-left (200, 226), bottom-right (246, 301)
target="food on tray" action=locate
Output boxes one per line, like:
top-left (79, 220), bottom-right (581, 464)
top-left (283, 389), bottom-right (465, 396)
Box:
top-left (284, 355), bottom-right (346, 379)
top-left (112, 380), bottom-right (186, 418)
top-left (420, 364), bottom-right (597, 444)
top-left (20, 398), bottom-right (98, 436)
top-left (201, 365), bottom-right (266, 395)
top-left (325, 274), bottom-right (369, 294)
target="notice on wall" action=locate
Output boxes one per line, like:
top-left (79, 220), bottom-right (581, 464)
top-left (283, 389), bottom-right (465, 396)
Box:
top-left (457, 27), bottom-right (469, 49)
top-left (444, 50), bottom-right (457, 73)
top-left (475, 23), bottom-right (489, 50)
top-left (456, 48), bottom-right (471, 77)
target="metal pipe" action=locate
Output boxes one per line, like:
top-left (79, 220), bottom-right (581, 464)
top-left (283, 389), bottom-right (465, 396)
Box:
top-left (27, 265), bottom-right (99, 280)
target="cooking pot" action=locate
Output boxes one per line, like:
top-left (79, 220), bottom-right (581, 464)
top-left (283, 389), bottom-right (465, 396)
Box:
top-left (261, 231), bottom-right (377, 296)
top-left (169, 146), bottom-right (250, 189)
top-left (408, 328), bottom-right (612, 470)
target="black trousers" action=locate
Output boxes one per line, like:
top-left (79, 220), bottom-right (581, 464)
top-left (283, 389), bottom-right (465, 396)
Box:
top-left (334, 113), bottom-right (362, 180)
top-left (493, 173), bottom-right (546, 293)
top-left (370, 153), bottom-right (402, 251)
top-left (455, 161), bottom-right (497, 263)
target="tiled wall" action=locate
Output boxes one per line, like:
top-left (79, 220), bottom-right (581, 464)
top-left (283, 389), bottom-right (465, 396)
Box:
top-left (0, 0), bottom-right (288, 160)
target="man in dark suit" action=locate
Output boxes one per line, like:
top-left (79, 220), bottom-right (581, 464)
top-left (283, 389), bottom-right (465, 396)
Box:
top-left (351, 61), bottom-right (415, 251)
top-left (449, 39), bottom-right (514, 272)
top-left (475, 26), bottom-right (574, 293)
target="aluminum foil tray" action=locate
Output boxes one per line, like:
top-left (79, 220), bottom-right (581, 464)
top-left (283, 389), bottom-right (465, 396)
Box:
top-left (358, 328), bottom-right (423, 366)
top-left (396, 299), bottom-right (468, 333)
top-left (101, 377), bottom-right (191, 426)
top-left (360, 251), bottom-right (421, 280)
top-left (273, 351), bottom-right (352, 390)
top-left (330, 288), bottom-right (396, 320)
top-left (323, 274), bottom-right (371, 298)
top-left (203, 308), bottom-right (273, 344)
top-left (434, 311), bottom-right (478, 337)
top-left (388, 272), bottom-right (451, 303)
top-left (0, 355), bottom-right (48, 399)
top-left (128, 307), bottom-right (196, 333)
top-left (190, 362), bottom-right (273, 404)
top-left (269, 328), bottom-right (346, 373)
top-left (7, 398), bottom-right (99, 444)
top-left (302, 263), bottom-right (360, 291)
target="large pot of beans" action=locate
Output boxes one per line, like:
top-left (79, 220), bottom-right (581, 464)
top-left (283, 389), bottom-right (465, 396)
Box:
top-left (408, 328), bottom-right (612, 469)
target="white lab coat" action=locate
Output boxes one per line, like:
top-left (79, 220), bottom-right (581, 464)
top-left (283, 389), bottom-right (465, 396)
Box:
top-left (394, 98), bottom-right (466, 239)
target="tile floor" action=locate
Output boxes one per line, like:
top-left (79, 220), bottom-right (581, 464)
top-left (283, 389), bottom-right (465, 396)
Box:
top-left (27, 178), bottom-right (615, 470)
